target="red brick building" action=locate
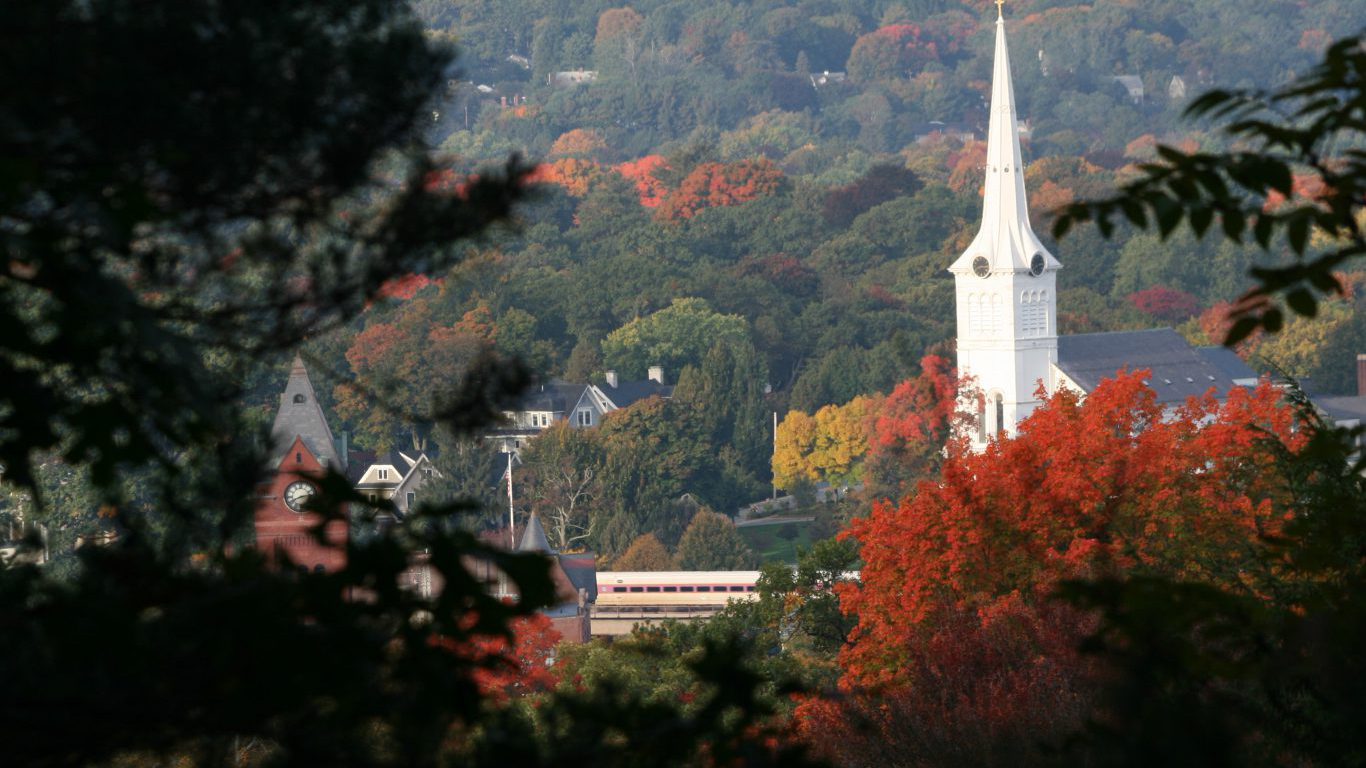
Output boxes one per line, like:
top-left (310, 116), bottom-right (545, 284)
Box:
top-left (254, 356), bottom-right (348, 572)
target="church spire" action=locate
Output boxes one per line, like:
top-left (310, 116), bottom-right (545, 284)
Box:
top-left (950, 4), bottom-right (1058, 276)
top-left (271, 354), bottom-right (346, 472)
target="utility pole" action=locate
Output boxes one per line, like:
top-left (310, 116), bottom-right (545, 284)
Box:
top-left (772, 411), bottom-right (778, 500)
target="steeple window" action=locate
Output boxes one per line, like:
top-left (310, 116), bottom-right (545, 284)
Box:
top-left (968, 293), bottom-right (1004, 337)
top-left (1020, 290), bottom-right (1048, 336)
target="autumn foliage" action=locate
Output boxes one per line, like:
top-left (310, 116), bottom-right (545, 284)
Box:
top-left (803, 371), bottom-right (1303, 763)
top-left (449, 613), bottom-right (561, 704)
top-left (1127, 285), bottom-right (1201, 323)
top-left (615, 155), bottom-right (671, 208)
top-left (774, 354), bottom-right (960, 495)
top-left (655, 158), bottom-right (785, 221)
top-left (847, 24), bottom-right (942, 82)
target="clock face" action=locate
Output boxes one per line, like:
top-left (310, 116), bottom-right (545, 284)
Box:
top-left (972, 255), bottom-right (991, 278)
top-left (284, 481), bottom-right (316, 512)
top-left (1030, 253), bottom-right (1045, 276)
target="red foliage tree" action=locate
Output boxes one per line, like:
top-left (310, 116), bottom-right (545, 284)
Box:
top-left (806, 372), bottom-right (1303, 764)
top-left (376, 273), bottom-right (438, 301)
top-left (862, 353), bottom-right (961, 496)
top-left (797, 598), bottom-right (1099, 768)
top-left (844, 372), bottom-right (1298, 681)
top-left (615, 155), bottom-right (671, 208)
top-left (458, 613), bottom-right (561, 704)
top-left (847, 24), bottom-right (941, 82)
top-left (1127, 285), bottom-right (1201, 323)
top-left (655, 158), bottom-right (785, 221)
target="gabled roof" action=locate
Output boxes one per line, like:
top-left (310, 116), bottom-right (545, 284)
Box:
top-left (1057, 328), bottom-right (1258, 404)
top-left (271, 355), bottom-right (345, 471)
top-left (557, 553), bottom-right (598, 601)
top-left (596, 380), bottom-right (674, 409)
top-left (511, 381), bottom-right (590, 414)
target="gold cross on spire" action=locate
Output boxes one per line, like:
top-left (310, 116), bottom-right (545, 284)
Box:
top-left (996, 0), bottom-right (1005, 18)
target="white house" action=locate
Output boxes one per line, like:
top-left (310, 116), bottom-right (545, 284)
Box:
top-left (487, 368), bottom-right (674, 454)
top-left (352, 450), bottom-right (440, 518)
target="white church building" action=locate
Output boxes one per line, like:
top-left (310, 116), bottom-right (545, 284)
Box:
top-left (953, 4), bottom-right (1257, 450)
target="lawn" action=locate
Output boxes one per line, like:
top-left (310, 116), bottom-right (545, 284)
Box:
top-left (738, 519), bottom-right (814, 565)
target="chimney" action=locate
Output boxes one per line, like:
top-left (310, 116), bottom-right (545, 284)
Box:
top-left (1357, 353), bottom-right (1366, 397)
top-left (604, 370), bottom-right (618, 388)
top-left (648, 365), bottom-right (665, 384)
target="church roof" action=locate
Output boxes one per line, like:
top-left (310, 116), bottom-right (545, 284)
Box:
top-left (516, 512), bottom-right (553, 553)
top-left (949, 5), bottom-right (1060, 277)
top-left (1057, 329), bottom-right (1258, 404)
top-left (271, 355), bottom-right (345, 472)
top-left (1314, 395), bottom-right (1366, 423)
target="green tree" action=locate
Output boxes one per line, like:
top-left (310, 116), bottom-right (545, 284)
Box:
top-left (1055, 33), bottom-right (1366, 342)
top-left (0, 3), bottom-right (822, 766)
top-left (601, 297), bottom-right (752, 380)
top-left (676, 509), bottom-right (757, 570)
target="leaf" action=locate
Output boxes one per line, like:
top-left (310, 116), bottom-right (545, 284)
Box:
top-left (1285, 288), bottom-right (1318, 318)
top-left (1287, 213), bottom-right (1311, 255)
top-left (1225, 317), bottom-right (1261, 346)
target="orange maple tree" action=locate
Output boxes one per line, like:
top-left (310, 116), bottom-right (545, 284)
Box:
top-left (843, 371), bottom-right (1299, 685)
top-left (615, 155), bottom-right (671, 208)
top-left (801, 371), bottom-right (1304, 762)
top-left (655, 158), bottom-right (785, 221)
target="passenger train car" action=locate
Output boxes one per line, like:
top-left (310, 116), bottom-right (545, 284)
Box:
top-left (595, 571), bottom-right (762, 608)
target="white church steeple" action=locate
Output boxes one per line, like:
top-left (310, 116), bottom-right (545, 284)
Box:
top-left (950, 2), bottom-right (1061, 449)
top-left (949, 2), bottom-right (1059, 278)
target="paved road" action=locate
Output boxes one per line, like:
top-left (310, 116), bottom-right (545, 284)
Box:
top-left (736, 516), bottom-right (815, 528)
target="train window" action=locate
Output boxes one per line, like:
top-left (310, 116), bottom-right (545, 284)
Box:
top-left (646, 586), bottom-right (661, 593)
top-left (696, 586), bottom-right (711, 592)
top-left (680, 586), bottom-right (694, 592)
top-left (729, 586), bottom-right (745, 592)
top-left (745, 586), bottom-right (755, 591)
top-left (629, 587), bottom-right (644, 593)
top-left (662, 586), bottom-right (677, 592)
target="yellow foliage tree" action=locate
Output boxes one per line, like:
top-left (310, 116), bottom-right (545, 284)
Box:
top-left (773, 395), bottom-right (876, 491)
top-left (810, 395), bottom-right (873, 486)
top-left (773, 410), bottom-right (819, 490)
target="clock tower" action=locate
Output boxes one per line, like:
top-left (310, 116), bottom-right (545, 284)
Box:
top-left (948, 2), bottom-right (1061, 449)
top-left (255, 355), bottom-right (349, 572)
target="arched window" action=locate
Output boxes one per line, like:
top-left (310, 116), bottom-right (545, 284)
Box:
top-left (293, 393), bottom-right (306, 404)
top-left (977, 396), bottom-right (987, 443)
top-left (995, 394), bottom-right (1005, 436)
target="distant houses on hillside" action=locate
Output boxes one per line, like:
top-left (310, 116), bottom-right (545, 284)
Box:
top-left (486, 367), bottom-right (674, 453)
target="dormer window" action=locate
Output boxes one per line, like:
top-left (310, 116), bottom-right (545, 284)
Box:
top-left (293, 394), bottom-right (306, 404)
top-left (378, 468), bottom-right (389, 480)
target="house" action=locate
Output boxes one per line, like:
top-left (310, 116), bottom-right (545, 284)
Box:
top-left (1169, 75), bottom-right (1188, 102)
top-left (487, 367), bottom-right (674, 454)
top-left (951, 7), bottom-right (1259, 450)
top-left (912, 121), bottom-right (979, 144)
top-left (351, 450), bottom-right (441, 519)
top-left (1113, 75), bottom-right (1145, 104)
top-left (809, 71), bottom-right (847, 88)
top-left (548, 70), bottom-right (597, 87)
